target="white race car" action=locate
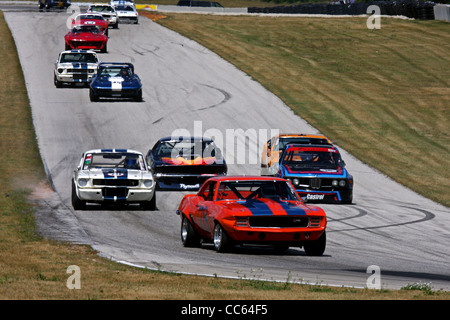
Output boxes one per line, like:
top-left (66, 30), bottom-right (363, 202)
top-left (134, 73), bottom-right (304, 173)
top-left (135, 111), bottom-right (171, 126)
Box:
top-left (114, 4), bottom-right (139, 24)
top-left (54, 50), bottom-right (99, 87)
top-left (72, 149), bottom-right (156, 210)
top-left (87, 3), bottom-right (119, 29)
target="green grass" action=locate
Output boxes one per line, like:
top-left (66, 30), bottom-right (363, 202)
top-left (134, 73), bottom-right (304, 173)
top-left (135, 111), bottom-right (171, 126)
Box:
top-left (157, 14), bottom-right (450, 207)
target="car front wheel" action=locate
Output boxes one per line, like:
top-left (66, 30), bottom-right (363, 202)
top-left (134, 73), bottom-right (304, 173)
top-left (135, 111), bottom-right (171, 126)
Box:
top-left (181, 215), bottom-right (200, 247)
top-left (213, 223), bottom-right (230, 253)
top-left (303, 231), bottom-right (326, 256)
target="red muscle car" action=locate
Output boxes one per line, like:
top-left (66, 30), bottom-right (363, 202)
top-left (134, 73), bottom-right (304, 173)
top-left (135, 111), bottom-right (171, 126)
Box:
top-left (64, 25), bottom-right (108, 53)
top-left (72, 13), bottom-right (109, 36)
top-left (177, 176), bottom-right (327, 255)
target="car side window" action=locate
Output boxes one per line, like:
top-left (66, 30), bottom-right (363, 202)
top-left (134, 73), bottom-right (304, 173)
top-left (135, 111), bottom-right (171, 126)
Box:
top-left (198, 182), bottom-right (216, 201)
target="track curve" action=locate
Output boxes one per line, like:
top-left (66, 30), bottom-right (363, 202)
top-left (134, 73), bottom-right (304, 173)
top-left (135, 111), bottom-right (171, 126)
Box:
top-left (4, 9), bottom-right (450, 290)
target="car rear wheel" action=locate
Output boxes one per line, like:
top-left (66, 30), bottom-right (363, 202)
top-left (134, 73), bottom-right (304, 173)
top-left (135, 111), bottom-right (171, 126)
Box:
top-left (303, 231), bottom-right (326, 256)
top-left (181, 215), bottom-right (200, 247)
top-left (213, 223), bottom-right (230, 253)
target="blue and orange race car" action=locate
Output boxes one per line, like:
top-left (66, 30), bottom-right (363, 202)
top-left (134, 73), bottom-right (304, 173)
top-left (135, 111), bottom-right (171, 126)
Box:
top-left (176, 176), bottom-right (327, 255)
top-left (273, 144), bottom-right (353, 204)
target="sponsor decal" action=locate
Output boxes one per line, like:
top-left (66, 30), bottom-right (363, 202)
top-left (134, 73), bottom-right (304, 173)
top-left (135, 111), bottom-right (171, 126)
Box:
top-left (306, 194), bottom-right (325, 200)
top-left (180, 183), bottom-right (200, 190)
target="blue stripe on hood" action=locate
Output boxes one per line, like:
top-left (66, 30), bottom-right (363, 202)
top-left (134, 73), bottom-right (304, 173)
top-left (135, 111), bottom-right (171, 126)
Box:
top-left (236, 199), bottom-right (306, 216)
top-left (101, 168), bottom-right (128, 179)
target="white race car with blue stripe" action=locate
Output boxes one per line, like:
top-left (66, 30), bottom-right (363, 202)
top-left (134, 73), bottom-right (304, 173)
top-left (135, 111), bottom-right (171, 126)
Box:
top-left (72, 149), bottom-right (156, 210)
top-left (54, 50), bottom-right (99, 87)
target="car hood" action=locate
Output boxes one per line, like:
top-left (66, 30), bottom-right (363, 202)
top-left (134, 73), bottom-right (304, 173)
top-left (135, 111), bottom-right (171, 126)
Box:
top-left (281, 164), bottom-right (346, 176)
top-left (220, 199), bottom-right (322, 217)
top-left (65, 32), bottom-right (107, 41)
top-left (80, 168), bottom-right (151, 179)
top-left (57, 62), bottom-right (97, 69)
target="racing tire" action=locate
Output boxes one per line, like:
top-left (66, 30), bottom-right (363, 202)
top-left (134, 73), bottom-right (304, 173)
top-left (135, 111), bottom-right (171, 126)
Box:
top-left (54, 74), bottom-right (62, 88)
top-left (134, 89), bottom-right (142, 102)
top-left (303, 231), bottom-right (326, 256)
top-left (141, 193), bottom-right (156, 211)
top-left (89, 89), bottom-right (99, 102)
top-left (181, 215), bottom-right (201, 247)
top-left (71, 182), bottom-right (86, 210)
top-left (213, 223), bottom-right (231, 253)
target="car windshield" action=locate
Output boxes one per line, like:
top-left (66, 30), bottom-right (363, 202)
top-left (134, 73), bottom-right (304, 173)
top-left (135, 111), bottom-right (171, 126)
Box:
top-left (90, 6), bottom-right (114, 12)
top-left (117, 5), bottom-right (134, 11)
top-left (83, 152), bottom-right (145, 170)
top-left (78, 14), bottom-right (105, 20)
top-left (216, 180), bottom-right (299, 201)
top-left (278, 137), bottom-right (330, 150)
top-left (72, 26), bottom-right (101, 34)
top-left (155, 140), bottom-right (217, 159)
top-left (99, 67), bottom-right (131, 77)
top-left (60, 53), bottom-right (98, 63)
top-left (282, 147), bottom-right (341, 168)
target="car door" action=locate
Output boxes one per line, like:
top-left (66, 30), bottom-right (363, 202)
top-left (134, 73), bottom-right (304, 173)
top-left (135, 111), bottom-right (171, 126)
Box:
top-left (192, 181), bottom-right (216, 237)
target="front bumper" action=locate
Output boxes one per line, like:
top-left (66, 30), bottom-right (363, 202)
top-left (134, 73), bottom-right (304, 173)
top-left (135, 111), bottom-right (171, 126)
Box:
top-left (77, 187), bottom-right (154, 202)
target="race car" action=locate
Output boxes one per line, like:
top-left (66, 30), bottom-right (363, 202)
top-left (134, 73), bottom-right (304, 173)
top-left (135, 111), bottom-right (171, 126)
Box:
top-left (114, 4), bottom-right (139, 24)
top-left (38, 0), bottom-right (71, 10)
top-left (72, 149), bottom-right (156, 210)
top-left (87, 4), bottom-right (119, 29)
top-left (54, 50), bottom-right (99, 87)
top-left (271, 144), bottom-right (353, 204)
top-left (71, 13), bottom-right (109, 36)
top-left (89, 62), bottom-right (142, 101)
top-left (64, 25), bottom-right (108, 53)
top-left (261, 133), bottom-right (332, 174)
top-left (177, 176), bottom-right (327, 254)
top-left (146, 136), bottom-right (227, 191)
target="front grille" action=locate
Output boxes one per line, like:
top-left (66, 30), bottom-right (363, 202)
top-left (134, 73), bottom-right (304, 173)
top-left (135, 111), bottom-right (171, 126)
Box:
top-left (310, 178), bottom-right (321, 189)
top-left (293, 177), bottom-right (346, 191)
top-left (93, 179), bottom-right (139, 187)
top-left (102, 188), bottom-right (127, 197)
top-left (68, 69), bottom-right (89, 74)
top-left (248, 216), bottom-right (309, 228)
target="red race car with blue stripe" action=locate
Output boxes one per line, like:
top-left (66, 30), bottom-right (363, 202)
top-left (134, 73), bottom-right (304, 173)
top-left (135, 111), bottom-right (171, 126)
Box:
top-left (177, 176), bottom-right (327, 255)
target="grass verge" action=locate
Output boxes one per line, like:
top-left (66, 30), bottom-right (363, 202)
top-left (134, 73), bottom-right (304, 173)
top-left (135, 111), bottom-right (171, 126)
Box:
top-left (0, 10), bottom-right (449, 300)
top-left (156, 13), bottom-right (450, 207)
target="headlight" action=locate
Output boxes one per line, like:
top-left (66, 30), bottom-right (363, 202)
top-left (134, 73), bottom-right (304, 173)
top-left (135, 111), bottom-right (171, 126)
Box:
top-left (292, 178), bottom-right (300, 186)
top-left (58, 68), bottom-right (64, 73)
top-left (332, 180), bottom-right (338, 187)
top-left (143, 180), bottom-right (153, 188)
top-left (78, 179), bottom-right (88, 187)
top-left (339, 180), bottom-right (346, 187)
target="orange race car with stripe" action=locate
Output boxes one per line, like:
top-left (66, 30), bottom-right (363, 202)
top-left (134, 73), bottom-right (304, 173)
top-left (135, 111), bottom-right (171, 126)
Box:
top-left (177, 176), bottom-right (327, 255)
top-left (261, 133), bottom-right (332, 175)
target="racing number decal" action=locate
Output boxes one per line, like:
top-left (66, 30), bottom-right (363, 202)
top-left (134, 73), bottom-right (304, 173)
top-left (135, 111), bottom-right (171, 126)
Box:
top-left (197, 205), bottom-right (210, 232)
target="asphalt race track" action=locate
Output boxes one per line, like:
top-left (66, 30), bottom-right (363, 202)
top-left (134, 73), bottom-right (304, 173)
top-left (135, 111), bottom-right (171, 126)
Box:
top-left (4, 7), bottom-right (450, 290)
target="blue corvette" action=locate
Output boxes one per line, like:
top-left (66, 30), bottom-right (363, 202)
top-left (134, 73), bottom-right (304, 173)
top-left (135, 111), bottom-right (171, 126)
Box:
top-left (272, 144), bottom-right (353, 204)
top-left (89, 62), bottom-right (142, 102)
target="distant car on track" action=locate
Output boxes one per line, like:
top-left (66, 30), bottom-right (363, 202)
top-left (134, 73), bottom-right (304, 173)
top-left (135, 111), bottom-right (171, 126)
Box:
top-left (72, 149), bottom-right (156, 210)
top-left (64, 25), bottom-right (108, 53)
top-left (272, 144), bottom-right (353, 204)
top-left (261, 133), bottom-right (333, 173)
top-left (54, 49), bottom-right (99, 87)
top-left (39, 0), bottom-right (71, 10)
top-left (177, 176), bottom-right (327, 254)
top-left (87, 3), bottom-right (119, 29)
top-left (146, 136), bottom-right (227, 191)
top-left (114, 4), bottom-right (139, 24)
top-left (89, 62), bottom-right (142, 101)
top-left (71, 13), bottom-right (109, 36)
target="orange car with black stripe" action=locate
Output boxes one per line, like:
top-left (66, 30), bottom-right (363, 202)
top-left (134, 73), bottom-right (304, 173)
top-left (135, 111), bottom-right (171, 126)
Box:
top-left (177, 176), bottom-right (327, 255)
top-left (261, 133), bottom-right (332, 175)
